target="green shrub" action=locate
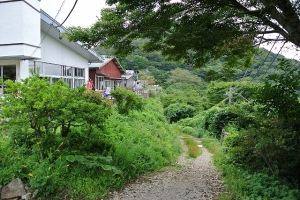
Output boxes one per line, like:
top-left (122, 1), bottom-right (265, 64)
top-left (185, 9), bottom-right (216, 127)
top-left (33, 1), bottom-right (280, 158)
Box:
top-left (1, 75), bottom-right (111, 156)
top-left (0, 96), bottom-right (181, 199)
top-left (203, 103), bottom-right (256, 138)
top-left (178, 113), bottom-right (208, 137)
top-left (224, 121), bottom-right (300, 182)
top-left (255, 59), bottom-right (300, 130)
top-left (202, 135), bottom-right (300, 200)
top-left (205, 81), bottom-right (257, 109)
top-left (111, 88), bottom-right (144, 115)
top-left (104, 98), bottom-right (181, 178)
top-left (180, 126), bottom-right (198, 137)
top-left (164, 103), bottom-right (197, 123)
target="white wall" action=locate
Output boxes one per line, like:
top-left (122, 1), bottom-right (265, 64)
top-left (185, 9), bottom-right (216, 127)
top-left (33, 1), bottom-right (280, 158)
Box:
top-left (0, 0), bottom-right (40, 58)
top-left (41, 31), bottom-right (89, 81)
top-left (41, 31), bottom-right (89, 67)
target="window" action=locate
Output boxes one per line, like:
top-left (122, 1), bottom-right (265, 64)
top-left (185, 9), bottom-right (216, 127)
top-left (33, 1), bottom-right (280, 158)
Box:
top-left (111, 81), bottom-right (115, 90)
top-left (75, 68), bottom-right (84, 77)
top-left (0, 65), bottom-right (16, 95)
top-left (62, 66), bottom-right (72, 77)
top-left (74, 78), bottom-right (85, 88)
top-left (29, 62), bottom-right (86, 89)
top-left (96, 76), bottom-right (104, 90)
top-left (29, 61), bottom-right (35, 74)
top-left (44, 63), bottom-right (61, 76)
top-left (63, 78), bottom-right (73, 88)
top-left (105, 80), bottom-right (111, 88)
top-left (50, 77), bottom-right (61, 84)
top-left (34, 61), bottom-right (43, 74)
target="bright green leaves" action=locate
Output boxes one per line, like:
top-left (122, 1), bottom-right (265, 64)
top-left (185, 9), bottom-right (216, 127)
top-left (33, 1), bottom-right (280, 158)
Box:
top-left (111, 88), bottom-right (144, 115)
top-left (0, 74), bottom-right (111, 148)
top-left (164, 103), bottom-right (197, 123)
top-left (65, 154), bottom-right (121, 174)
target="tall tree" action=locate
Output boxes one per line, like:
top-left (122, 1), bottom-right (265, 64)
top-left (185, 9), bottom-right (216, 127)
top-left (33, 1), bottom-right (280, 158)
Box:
top-left (65, 0), bottom-right (300, 67)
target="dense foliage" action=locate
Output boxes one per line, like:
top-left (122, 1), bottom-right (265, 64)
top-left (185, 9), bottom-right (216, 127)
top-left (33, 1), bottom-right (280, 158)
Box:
top-left (0, 76), bottom-right (181, 199)
top-left (111, 88), bottom-right (144, 115)
top-left (159, 56), bottom-right (300, 199)
top-left (65, 1), bottom-right (299, 68)
top-left (164, 103), bottom-right (197, 123)
top-left (255, 59), bottom-right (300, 129)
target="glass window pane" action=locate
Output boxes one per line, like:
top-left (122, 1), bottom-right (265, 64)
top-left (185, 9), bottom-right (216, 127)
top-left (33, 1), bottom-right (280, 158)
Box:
top-left (29, 61), bottom-right (35, 74)
top-left (96, 76), bottom-right (104, 90)
top-left (74, 68), bottom-right (84, 77)
top-left (51, 77), bottom-right (61, 84)
top-left (44, 63), bottom-right (61, 76)
top-left (35, 61), bottom-right (43, 75)
top-left (67, 67), bottom-right (72, 76)
top-left (63, 66), bottom-right (73, 77)
top-left (105, 80), bottom-right (110, 88)
top-left (63, 78), bottom-right (73, 88)
top-left (74, 78), bottom-right (84, 88)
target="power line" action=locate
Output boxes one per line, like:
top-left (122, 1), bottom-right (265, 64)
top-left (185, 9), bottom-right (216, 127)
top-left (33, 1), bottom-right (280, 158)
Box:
top-left (55, 0), bottom-right (68, 19)
top-left (235, 34), bottom-right (281, 89)
top-left (56, 0), bottom-right (79, 28)
top-left (30, 0), bottom-right (67, 57)
top-left (236, 41), bottom-right (287, 99)
top-left (226, 34), bottom-right (281, 104)
top-left (257, 42), bottom-right (286, 83)
top-left (233, 27), bottom-right (269, 90)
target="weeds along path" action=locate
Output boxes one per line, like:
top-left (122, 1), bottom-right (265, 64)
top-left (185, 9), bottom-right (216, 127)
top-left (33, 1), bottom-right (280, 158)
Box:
top-left (107, 137), bottom-right (225, 200)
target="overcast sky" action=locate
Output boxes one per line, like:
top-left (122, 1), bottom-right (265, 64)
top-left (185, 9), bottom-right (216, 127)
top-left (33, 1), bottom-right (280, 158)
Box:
top-left (41, 0), bottom-right (107, 27)
top-left (40, 0), bottom-right (298, 60)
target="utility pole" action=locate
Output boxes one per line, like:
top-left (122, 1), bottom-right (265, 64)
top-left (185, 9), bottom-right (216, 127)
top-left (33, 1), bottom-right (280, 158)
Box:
top-left (228, 86), bottom-right (233, 105)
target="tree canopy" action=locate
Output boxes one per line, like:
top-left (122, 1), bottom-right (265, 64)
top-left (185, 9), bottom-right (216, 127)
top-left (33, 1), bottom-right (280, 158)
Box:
top-left (65, 0), bottom-right (300, 67)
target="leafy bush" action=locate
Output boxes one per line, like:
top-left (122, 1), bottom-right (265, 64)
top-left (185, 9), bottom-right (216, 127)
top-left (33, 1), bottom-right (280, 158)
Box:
top-left (180, 126), bottom-right (199, 137)
top-left (203, 103), bottom-right (256, 138)
top-left (205, 81), bottom-right (257, 109)
top-left (201, 135), bottom-right (300, 200)
top-left (222, 165), bottom-right (300, 200)
top-left (0, 96), bottom-right (181, 199)
top-left (255, 59), bottom-right (300, 129)
top-left (164, 103), bottom-right (197, 123)
top-left (224, 121), bottom-right (300, 182)
top-left (177, 113), bottom-right (208, 137)
top-left (104, 99), bottom-right (181, 178)
top-left (1, 75), bottom-right (111, 154)
top-left (111, 88), bottom-right (144, 115)
top-left (160, 84), bottom-right (206, 111)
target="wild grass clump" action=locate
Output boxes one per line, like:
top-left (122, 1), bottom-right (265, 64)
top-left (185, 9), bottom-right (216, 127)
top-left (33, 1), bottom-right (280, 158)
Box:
top-left (183, 136), bottom-right (201, 158)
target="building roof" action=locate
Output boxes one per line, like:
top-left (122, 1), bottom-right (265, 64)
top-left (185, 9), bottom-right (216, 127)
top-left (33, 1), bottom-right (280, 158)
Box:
top-left (122, 70), bottom-right (138, 80)
top-left (89, 56), bottom-right (126, 74)
top-left (40, 10), bottom-right (104, 63)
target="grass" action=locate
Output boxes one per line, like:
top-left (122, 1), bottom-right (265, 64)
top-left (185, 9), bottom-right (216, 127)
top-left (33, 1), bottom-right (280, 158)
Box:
top-left (182, 134), bottom-right (201, 158)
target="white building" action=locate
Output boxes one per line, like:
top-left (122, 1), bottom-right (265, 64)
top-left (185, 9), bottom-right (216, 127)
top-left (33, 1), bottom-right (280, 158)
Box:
top-left (0, 0), bottom-right (103, 94)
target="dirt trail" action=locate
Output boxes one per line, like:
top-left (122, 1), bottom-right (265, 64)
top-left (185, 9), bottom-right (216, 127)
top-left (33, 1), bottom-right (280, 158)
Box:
top-left (107, 137), bottom-right (225, 200)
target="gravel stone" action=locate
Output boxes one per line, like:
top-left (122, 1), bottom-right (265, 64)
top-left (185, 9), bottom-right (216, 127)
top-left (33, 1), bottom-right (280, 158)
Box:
top-left (107, 137), bottom-right (225, 200)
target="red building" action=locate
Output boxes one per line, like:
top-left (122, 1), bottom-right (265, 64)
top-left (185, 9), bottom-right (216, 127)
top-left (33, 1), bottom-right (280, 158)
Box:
top-left (89, 57), bottom-right (126, 92)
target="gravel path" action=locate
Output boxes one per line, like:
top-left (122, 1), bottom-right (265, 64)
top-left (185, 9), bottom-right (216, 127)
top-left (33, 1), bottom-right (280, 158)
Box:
top-left (107, 137), bottom-right (225, 200)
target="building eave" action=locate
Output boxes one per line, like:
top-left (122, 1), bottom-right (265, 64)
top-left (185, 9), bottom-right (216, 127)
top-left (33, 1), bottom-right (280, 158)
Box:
top-left (40, 10), bottom-right (104, 63)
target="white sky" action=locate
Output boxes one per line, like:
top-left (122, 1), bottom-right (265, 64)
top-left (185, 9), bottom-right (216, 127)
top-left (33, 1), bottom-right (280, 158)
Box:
top-left (40, 0), bottom-right (299, 61)
top-left (40, 0), bottom-right (108, 27)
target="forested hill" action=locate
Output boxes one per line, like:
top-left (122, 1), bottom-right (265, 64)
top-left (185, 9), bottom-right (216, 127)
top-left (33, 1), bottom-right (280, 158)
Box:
top-left (95, 43), bottom-right (299, 87)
